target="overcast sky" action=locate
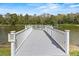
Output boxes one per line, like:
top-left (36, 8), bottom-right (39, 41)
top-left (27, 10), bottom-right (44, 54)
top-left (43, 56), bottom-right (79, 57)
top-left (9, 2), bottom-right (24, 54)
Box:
top-left (0, 3), bottom-right (79, 15)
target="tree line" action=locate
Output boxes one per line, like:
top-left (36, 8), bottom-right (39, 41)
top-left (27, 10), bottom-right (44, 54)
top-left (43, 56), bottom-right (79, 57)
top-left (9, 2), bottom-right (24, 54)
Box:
top-left (0, 13), bottom-right (79, 26)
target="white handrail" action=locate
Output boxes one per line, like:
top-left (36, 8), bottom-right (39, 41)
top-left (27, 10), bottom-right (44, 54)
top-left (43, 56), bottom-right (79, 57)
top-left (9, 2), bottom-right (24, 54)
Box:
top-left (15, 29), bottom-right (26, 35)
top-left (44, 26), bottom-right (70, 55)
top-left (8, 26), bottom-right (33, 56)
top-left (15, 27), bottom-right (33, 54)
top-left (53, 29), bottom-right (65, 34)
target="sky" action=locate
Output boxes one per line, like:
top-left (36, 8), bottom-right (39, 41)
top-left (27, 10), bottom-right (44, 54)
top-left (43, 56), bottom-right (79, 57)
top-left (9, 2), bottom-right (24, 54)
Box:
top-left (0, 3), bottom-right (79, 15)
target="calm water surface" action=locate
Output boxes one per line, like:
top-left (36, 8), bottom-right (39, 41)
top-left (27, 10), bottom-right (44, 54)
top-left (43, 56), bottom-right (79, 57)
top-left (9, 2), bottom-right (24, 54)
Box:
top-left (0, 26), bottom-right (24, 44)
top-left (70, 30), bottom-right (79, 45)
top-left (0, 26), bottom-right (9, 44)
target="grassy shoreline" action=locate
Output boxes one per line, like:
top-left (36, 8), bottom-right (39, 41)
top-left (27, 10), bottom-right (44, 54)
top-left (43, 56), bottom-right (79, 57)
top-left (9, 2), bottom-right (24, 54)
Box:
top-left (0, 44), bottom-right (10, 56)
top-left (58, 24), bottom-right (79, 31)
top-left (70, 44), bottom-right (79, 56)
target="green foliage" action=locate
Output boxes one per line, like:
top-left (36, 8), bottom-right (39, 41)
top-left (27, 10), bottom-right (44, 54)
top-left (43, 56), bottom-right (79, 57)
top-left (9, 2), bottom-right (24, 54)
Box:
top-left (0, 13), bottom-right (79, 25)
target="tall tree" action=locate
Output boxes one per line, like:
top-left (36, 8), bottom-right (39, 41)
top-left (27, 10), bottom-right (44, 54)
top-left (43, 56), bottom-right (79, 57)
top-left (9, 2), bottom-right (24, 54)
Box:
top-left (24, 14), bottom-right (29, 25)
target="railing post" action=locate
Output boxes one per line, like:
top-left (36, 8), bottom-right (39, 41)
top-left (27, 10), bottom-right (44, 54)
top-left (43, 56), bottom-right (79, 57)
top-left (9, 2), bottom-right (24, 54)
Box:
top-left (51, 31), bottom-right (52, 36)
top-left (25, 25), bottom-right (27, 29)
top-left (8, 31), bottom-right (16, 56)
top-left (51, 27), bottom-right (53, 36)
top-left (65, 30), bottom-right (70, 55)
top-left (51, 26), bottom-right (53, 36)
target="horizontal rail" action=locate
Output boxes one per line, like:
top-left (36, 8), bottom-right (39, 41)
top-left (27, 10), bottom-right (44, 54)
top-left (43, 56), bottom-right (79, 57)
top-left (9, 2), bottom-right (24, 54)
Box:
top-left (53, 29), bottom-right (65, 34)
top-left (16, 28), bottom-right (28, 35)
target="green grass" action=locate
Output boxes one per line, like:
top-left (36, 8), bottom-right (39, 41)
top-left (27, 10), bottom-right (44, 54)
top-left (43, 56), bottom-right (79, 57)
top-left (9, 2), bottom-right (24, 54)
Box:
top-left (70, 50), bottom-right (79, 56)
top-left (58, 24), bottom-right (79, 31)
top-left (0, 47), bottom-right (11, 56)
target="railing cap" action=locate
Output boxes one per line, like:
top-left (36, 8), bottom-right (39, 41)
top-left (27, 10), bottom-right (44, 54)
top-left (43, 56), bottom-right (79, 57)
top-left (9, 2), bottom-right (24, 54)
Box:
top-left (65, 30), bottom-right (70, 32)
top-left (10, 31), bottom-right (16, 34)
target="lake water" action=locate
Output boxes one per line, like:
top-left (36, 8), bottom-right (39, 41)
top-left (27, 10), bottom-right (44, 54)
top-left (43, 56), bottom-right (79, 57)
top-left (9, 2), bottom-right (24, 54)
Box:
top-left (70, 30), bottom-right (79, 45)
top-left (0, 26), bottom-right (79, 46)
top-left (0, 26), bottom-right (24, 44)
top-left (0, 26), bottom-right (8, 44)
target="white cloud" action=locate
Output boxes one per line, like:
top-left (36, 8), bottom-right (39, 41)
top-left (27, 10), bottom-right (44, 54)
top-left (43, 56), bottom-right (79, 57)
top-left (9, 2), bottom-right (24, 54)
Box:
top-left (0, 8), bottom-right (28, 15)
top-left (48, 4), bottom-right (59, 9)
top-left (0, 8), bottom-right (17, 13)
top-left (70, 4), bottom-right (79, 8)
top-left (36, 4), bottom-right (59, 11)
top-left (0, 8), bottom-right (9, 11)
top-left (34, 4), bottom-right (60, 14)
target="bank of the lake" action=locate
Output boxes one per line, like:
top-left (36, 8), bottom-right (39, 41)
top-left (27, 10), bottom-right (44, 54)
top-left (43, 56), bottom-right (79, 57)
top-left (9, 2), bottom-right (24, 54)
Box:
top-left (0, 44), bottom-right (10, 56)
top-left (70, 44), bottom-right (79, 56)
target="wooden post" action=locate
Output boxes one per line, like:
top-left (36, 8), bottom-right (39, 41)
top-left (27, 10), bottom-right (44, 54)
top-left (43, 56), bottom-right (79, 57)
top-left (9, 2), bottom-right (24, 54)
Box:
top-left (65, 30), bottom-right (70, 55)
top-left (8, 31), bottom-right (15, 56)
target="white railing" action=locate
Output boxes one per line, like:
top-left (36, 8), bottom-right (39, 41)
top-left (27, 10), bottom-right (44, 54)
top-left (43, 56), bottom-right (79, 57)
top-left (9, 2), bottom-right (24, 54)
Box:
top-left (25, 25), bottom-right (45, 29)
top-left (8, 25), bottom-right (70, 56)
top-left (44, 26), bottom-right (70, 55)
top-left (8, 26), bottom-right (33, 56)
